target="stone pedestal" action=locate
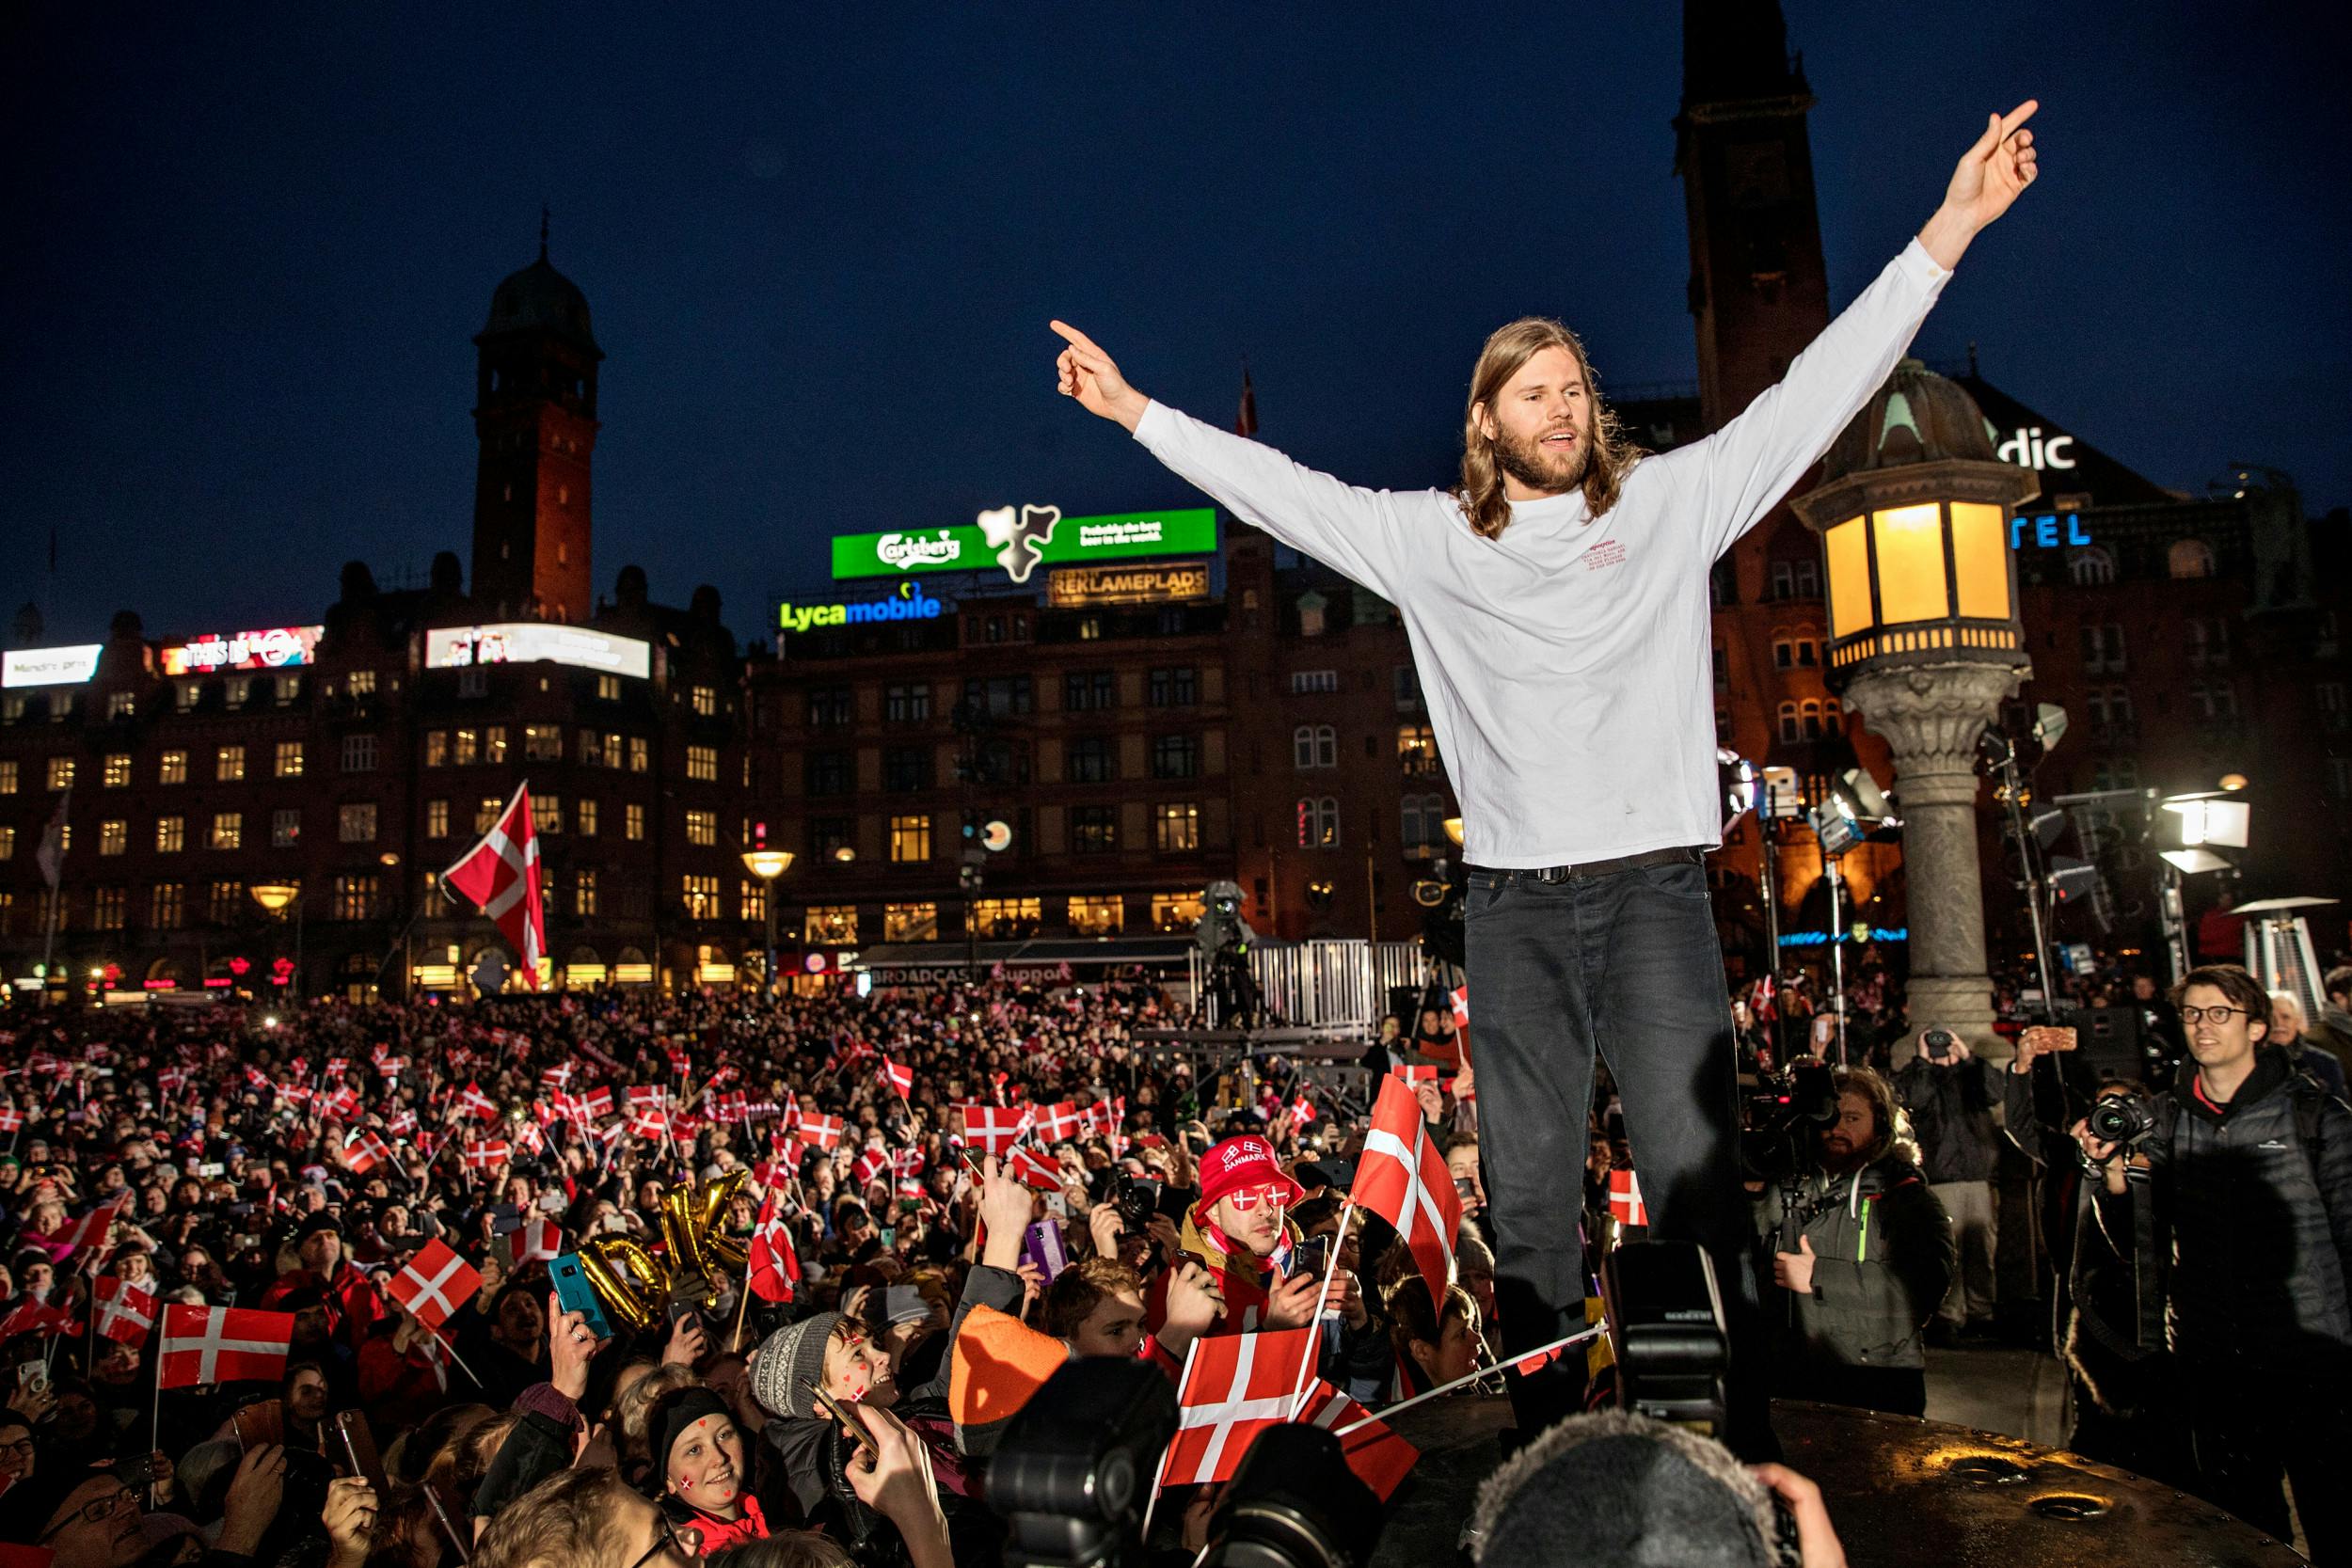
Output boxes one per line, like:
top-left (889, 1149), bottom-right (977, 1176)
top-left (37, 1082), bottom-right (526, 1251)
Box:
top-left (1842, 663), bottom-right (2019, 1064)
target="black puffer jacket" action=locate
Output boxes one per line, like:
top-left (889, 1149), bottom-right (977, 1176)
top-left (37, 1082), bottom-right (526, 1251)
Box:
top-left (1894, 1054), bottom-right (2004, 1184)
top-left (2091, 1049), bottom-right (2352, 1370)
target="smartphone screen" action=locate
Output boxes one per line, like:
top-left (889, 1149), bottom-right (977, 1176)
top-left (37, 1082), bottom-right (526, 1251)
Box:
top-left (548, 1253), bottom-right (615, 1340)
top-left (335, 1410), bottom-right (389, 1493)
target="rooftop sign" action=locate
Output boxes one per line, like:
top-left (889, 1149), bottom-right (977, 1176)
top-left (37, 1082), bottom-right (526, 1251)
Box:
top-left (424, 623), bottom-right (652, 678)
top-left (161, 626), bottom-right (322, 676)
top-left (832, 506), bottom-right (1216, 584)
top-left (1, 644), bottom-right (103, 689)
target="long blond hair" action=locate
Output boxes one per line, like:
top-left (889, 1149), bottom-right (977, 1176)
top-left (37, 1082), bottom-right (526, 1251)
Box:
top-left (1455, 317), bottom-right (1643, 540)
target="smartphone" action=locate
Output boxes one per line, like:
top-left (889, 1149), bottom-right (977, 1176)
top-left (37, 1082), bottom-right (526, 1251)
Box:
top-left (334, 1411), bottom-right (389, 1494)
top-left (112, 1454), bottom-right (160, 1491)
top-left (878, 1227), bottom-right (896, 1248)
top-left (197, 1163), bottom-right (226, 1178)
top-left (804, 1383), bottom-right (875, 1451)
top-left (1291, 1234), bottom-right (1332, 1283)
top-left (548, 1252), bottom-right (616, 1340)
top-left (16, 1362), bottom-right (48, 1398)
top-left (230, 1400), bottom-right (285, 1451)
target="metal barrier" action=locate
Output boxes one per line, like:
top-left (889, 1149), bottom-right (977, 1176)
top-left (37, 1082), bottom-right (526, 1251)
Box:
top-left (1189, 939), bottom-right (1433, 1028)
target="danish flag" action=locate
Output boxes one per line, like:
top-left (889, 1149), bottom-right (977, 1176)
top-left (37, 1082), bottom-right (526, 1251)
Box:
top-left (389, 1239), bottom-right (481, 1331)
top-left (343, 1130), bottom-right (393, 1176)
top-left (539, 1063), bottom-right (574, 1090)
top-left (852, 1145), bottom-right (889, 1188)
top-left (157, 1305), bottom-right (294, 1388)
top-left (1607, 1168), bottom-right (1650, 1228)
top-left (879, 1056), bottom-right (913, 1101)
top-left (439, 782), bottom-right (545, 988)
top-left (1296, 1380), bottom-right (1419, 1501)
top-left (1355, 1074), bottom-right (1462, 1289)
top-left (1008, 1144), bottom-right (1063, 1192)
top-left (626, 1107), bottom-right (670, 1142)
top-left (463, 1138), bottom-right (511, 1170)
top-left (322, 1086), bottom-right (361, 1122)
top-left (374, 1054), bottom-right (410, 1079)
top-left (1390, 1065), bottom-right (1440, 1085)
top-left (960, 1103), bottom-right (1027, 1156)
top-left (628, 1084), bottom-right (667, 1112)
top-left (509, 1218), bottom-right (564, 1267)
top-left (0, 1299), bottom-right (75, 1340)
top-left (92, 1275), bottom-right (157, 1346)
top-left (48, 1196), bottom-right (123, 1262)
top-left (576, 1085), bottom-right (615, 1123)
top-left (0, 1109), bottom-right (20, 1133)
top-left (1035, 1101), bottom-right (1083, 1143)
top-left (457, 1083), bottom-right (499, 1121)
top-left (385, 1109), bottom-right (418, 1139)
top-left (1164, 1328), bottom-right (1320, 1488)
top-left (324, 1057), bottom-right (349, 1080)
top-left (747, 1185), bottom-right (801, 1305)
top-left (1451, 985), bottom-right (1470, 1036)
top-left (795, 1113), bottom-right (844, 1151)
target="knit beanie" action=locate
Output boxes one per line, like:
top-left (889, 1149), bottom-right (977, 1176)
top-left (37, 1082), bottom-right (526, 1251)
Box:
top-left (1470, 1410), bottom-right (1780, 1567)
top-left (749, 1311), bottom-right (845, 1420)
top-left (642, 1387), bottom-right (737, 1497)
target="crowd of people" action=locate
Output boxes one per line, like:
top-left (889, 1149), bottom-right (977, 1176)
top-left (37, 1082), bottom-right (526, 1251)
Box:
top-left (6, 942), bottom-right (2342, 1566)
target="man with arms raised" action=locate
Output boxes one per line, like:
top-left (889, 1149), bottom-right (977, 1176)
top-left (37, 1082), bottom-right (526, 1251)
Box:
top-left (1053, 104), bottom-right (2041, 1452)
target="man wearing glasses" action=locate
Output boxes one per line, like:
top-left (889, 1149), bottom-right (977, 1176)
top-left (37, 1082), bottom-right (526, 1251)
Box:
top-left (2010, 963), bottom-right (2352, 1561)
top-left (0, 1467), bottom-right (149, 1568)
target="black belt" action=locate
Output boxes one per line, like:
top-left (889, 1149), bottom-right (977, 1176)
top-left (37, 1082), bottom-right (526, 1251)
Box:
top-left (1463, 845), bottom-right (1703, 885)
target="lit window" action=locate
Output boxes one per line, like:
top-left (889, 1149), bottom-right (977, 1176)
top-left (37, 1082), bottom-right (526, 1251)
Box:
top-left (687, 745), bottom-right (718, 783)
top-left (884, 902), bottom-right (938, 942)
top-left (475, 797), bottom-right (501, 833)
top-left (156, 816), bottom-right (185, 854)
top-left (94, 887), bottom-right (127, 930)
top-left (629, 737), bottom-right (650, 773)
top-left (1295, 797), bottom-right (1340, 848)
top-left (1069, 895), bottom-right (1124, 936)
top-left (691, 686), bottom-right (717, 718)
top-left (532, 795), bottom-right (563, 834)
top-left (425, 731), bottom-right (450, 767)
top-left (1396, 726), bottom-right (1438, 776)
top-left (0, 761), bottom-right (13, 794)
top-left (596, 674), bottom-right (621, 702)
top-left (1152, 891), bottom-right (1205, 932)
top-left (48, 756), bottom-right (75, 791)
top-left (970, 897), bottom-right (1041, 939)
top-left (425, 800), bottom-right (450, 839)
top-left (804, 904), bottom-right (859, 944)
top-left (158, 751), bottom-right (185, 785)
top-left (175, 683), bottom-right (199, 712)
top-left (626, 802), bottom-right (646, 841)
top-left (103, 753), bottom-right (132, 788)
top-left (453, 730), bottom-right (478, 767)
top-left (485, 727), bottom-right (508, 765)
top-left (0, 828), bottom-right (11, 859)
top-left (333, 875), bottom-right (379, 921)
top-left (275, 741), bottom-right (305, 779)
top-left (348, 670), bottom-right (378, 696)
top-left (274, 673), bottom-right (301, 705)
top-left (151, 883), bottom-right (184, 930)
top-left (578, 731), bottom-right (604, 767)
top-left (681, 875), bottom-right (722, 919)
top-left (99, 819), bottom-right (127, 857)
top-left (1153, 801), bottom-right (1200, 852)
top-left (2168, 538), bottom-right (2215, 579)
top-left (225, 677), bottom-right (251, 707)
top-left (210, 812), bottom-right (243, 850)
top-left (338, 803), bottom-right (377, 843)
top-left (524, 726), bottom-right (561, 762)
top-left (740, 879), bottom-right (767, 923)
top-left (687, 810), bottom-right (719, 847)
top-left (889, 814), bottom-right (932, 863)
top-left (575, 868), bottom-right (598, 916)
top-left (576, 799), bottom-right (598, 837)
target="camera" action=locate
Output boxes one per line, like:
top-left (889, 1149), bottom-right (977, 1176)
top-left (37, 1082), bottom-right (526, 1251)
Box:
top-left (1922, 1028), bottom-right (1956, 1061)
top-left (1116, 1173), bottom-right (1168, 1230)
top-left (2088, 1095), bottom-right (2157, 1147)
top-left (1740, 1061), bottom-right (1837, 1176)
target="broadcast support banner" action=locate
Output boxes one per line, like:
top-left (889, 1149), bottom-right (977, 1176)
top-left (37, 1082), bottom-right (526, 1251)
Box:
top-left (831, 506), bottom-right (1216, 584)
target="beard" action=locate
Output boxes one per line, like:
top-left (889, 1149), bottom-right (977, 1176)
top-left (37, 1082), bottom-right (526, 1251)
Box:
top-left (1493, 419), bottom-right (1593, 497)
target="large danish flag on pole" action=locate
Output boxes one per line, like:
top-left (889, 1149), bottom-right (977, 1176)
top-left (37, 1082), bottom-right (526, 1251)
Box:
top-left (389, 1239), bottom-right (482, 1331)
top-left (1355, 1073), bottom-right (1462, 1291)
top-left (157, 1305), bottom-right (294, 1388)
top-left (441, 783), bottom-right (545, 988)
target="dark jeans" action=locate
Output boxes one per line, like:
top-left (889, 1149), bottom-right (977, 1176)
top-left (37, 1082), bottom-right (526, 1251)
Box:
top-left (1465, 851), bottom-right (1773, 1455)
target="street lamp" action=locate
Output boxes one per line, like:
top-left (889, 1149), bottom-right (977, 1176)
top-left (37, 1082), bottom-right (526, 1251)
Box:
top-left (1791, 358), bottom-right (2040, 1053)
top-left (250, 880), bottom-right (304, 1002)
top-left (740, 843), bottom-right (794, 1000)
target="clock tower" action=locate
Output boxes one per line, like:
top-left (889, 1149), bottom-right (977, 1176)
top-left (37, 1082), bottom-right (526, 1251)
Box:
top-left (470, 222), bottom-right (601, 622)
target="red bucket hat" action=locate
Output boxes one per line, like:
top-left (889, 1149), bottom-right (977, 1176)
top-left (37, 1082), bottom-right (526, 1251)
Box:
top-left (1196, 1133), bottom-right (1304, 1212)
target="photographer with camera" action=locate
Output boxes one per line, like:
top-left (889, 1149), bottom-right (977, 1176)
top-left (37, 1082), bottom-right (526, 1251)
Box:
top-left (1751, 1068), bottom-right (1954, 1417)
top-left (1893, 1028), bottom-right (2003, 1341)
top-left (2015, 964), bottom-right (2352, 1563)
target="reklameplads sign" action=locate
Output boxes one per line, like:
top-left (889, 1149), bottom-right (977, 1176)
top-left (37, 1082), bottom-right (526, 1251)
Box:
top-left (831, 506), bottom-right (1216, 584)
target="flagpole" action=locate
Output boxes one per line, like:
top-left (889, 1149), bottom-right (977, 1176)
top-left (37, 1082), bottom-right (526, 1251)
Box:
top-left (1327, 1322), bottom-right (1606, 1438)
top-left (1288, 1196), bottom-right (1355, 1418)
top-left (430, 1321), bottom-right (484, 1388)
top-left (1139, 1336), bottom-right (1200, 1543)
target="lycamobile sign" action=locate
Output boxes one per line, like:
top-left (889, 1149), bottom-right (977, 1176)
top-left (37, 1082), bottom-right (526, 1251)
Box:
top-left (778, 581), bottom-right (947, 634)
top-left (832, 506), bottom-right (1217, 583)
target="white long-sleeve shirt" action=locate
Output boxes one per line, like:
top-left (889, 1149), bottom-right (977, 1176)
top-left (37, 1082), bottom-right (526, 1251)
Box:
top-left (1134, 240), bottom-right (1951, 869)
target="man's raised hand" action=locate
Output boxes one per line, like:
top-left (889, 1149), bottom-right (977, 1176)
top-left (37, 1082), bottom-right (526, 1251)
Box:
top-left (1050, 322), bottom-right (1150, 432)
top-left (1918, 100), bottom-right (2041, 269)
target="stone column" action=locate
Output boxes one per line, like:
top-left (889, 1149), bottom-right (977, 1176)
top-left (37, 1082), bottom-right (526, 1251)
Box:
top-left (1840, 663), bottom-right (2019, 1060)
